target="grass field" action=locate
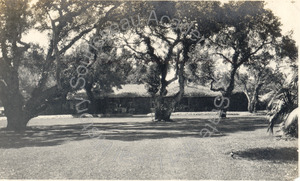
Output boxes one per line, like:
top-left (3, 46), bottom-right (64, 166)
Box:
top-left (0, 112), bottom-right (298, 180)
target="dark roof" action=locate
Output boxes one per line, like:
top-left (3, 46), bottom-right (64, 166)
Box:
top-left (67, 83), bottom-right (223, 100)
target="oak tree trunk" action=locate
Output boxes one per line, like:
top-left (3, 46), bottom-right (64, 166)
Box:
top-left (249, 83), bottom-right (262, 113)
top-left (220, 66), bottom-right (237, 118)
top-left (154, 63), bottom-right (171, 121)
top-left (1, 71), bottom-right (31, 131)
top-left (244, 91), bottom-right (253, 113)
top-left (85, 83), bottom-right (96, 115)
top-left (249, 97), bottom-right (256, 113)
top-left (154, 104), bottom-right (172, 121)
top-left (248, 100), bottom-right (254, 113)
top-left (5, 107), bottom-right (30, 132)
top-left (154, 63), bottom-right (185, 121)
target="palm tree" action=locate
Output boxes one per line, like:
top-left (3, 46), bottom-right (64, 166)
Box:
top-left (267, 72), bottom-right (298, 137)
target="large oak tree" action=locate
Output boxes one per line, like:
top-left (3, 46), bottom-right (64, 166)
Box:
top-left (121, 1), bottom-right (222, 121)
top-left (0, 0), bottom-right (121, 131)
top-left (195, 1), bottom-right (297, 117)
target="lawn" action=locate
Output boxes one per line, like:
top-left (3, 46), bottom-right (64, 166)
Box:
top-left (0, 112), bottom-right (298, 180)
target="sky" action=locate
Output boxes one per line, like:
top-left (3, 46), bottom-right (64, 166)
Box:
top-left (265, 0), bottom-right (300, 46)
top-left (263, 1), bottom-right (299, 80)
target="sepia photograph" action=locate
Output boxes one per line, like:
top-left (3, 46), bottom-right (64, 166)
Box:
top-left (0, 0), bottom-right (299, 180)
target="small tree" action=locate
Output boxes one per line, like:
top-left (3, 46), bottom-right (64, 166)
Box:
top-left (236, 55), bottom-right (284, 113)
top-left (65, 41), bottom-right (133, 114)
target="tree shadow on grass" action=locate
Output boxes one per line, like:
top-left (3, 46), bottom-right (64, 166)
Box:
top-left (0, 116), bottom-right (268, 148)
top-left (234, 147), bottom-right (298, 163)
